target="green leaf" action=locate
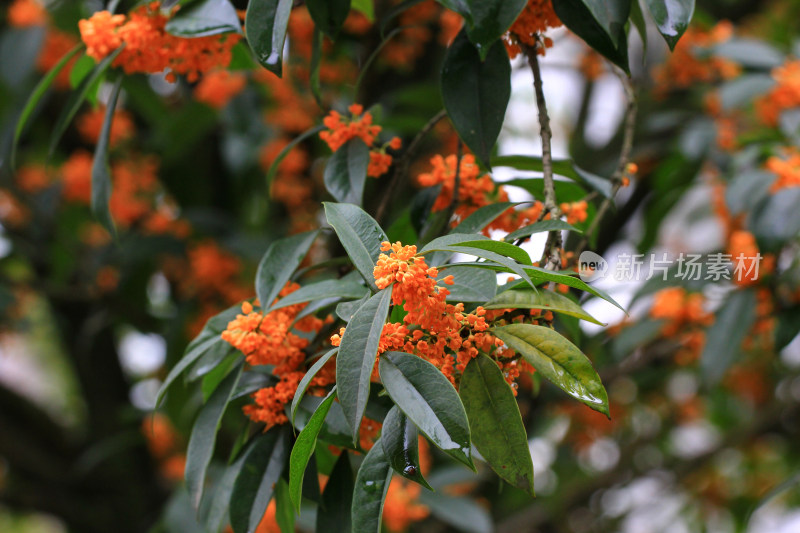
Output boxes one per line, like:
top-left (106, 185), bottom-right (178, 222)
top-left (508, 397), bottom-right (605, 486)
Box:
top-left (485, 288), bottom-right (604, 325)
top-left (199, 446), bottom-right (249, 532)
top-left (266, 125), bottom-right (325, 183)
top-left (419, 491), bottom-right (492, 533)
top-left (69, 54), bottom-right (95, 89)
top-left (379, 351), bottom-right (473, 468)
top-left (48, 46), bottom-right (123, 158)
top-left (352, 438), bottom-right (393, 533)
top-left (492, 324), bottom-right (609, 415)
top-left (256, 230), bottom-right (319, 312)
top-left (504, 177), bottom-right (588, 203)
top-left (505, 220), bottom-right (581, 242)
top-left (447, 245), bottom-right (536, 291)
top-left (629, 0), bottom-right (648, 55)
top-left (201, 353), bottom-right (240, 402)
top-left (442, 29), bottom-right (511, 167)
top-left (492, 154), bottom-right (579, 179)
top-left (271, 279), bottom-right (368, 311)
top-left (459, 354), bottom-right (534, 495)
top-left (306, 0), bottom-right (351, 39)
top-left (324, 203), bottom-right (388, 291)
top-left (274, 479), bottom-right (295, 533)
top-left (337, 288), bottom-right (393, 441)
top-left (452, 201), bottom-right (516, 234)
top-left (463, 0), bottom-right (526, 58)
top-left (229, 427), bottom-right (291, 533)
top-left (290, 389), bottom-right (337, 512)
top-left (165, 0), bottom-right (242, 37)
top-left (436, 266), bottom-right (497, 303)
top-left (317, 452), bottom-right (354, 533)
top-left (523, 266), bottom-right (624, 311)
top-left (451, 240), bottom-right (532, 265)
top-left (246, 0), bottom-right (294, 75)
top-left (419, 233), bottom-right (490, 255)
top-left (701, 288), bottom-right (757, 384)
top-left (381, 406), bottom-right (433, 490)
top-left (12, 43), bottom-right (83, 169)
top-left (644, 0), bottom-right (694, 50)
top-left (91, 76), bottom-right (123, 235)
top-left (352, 0), bottom-right (374, 20)
top-left (713, 38), bottom-right (784, 70)
top-left (310, 29), bottom-right (323, 107)
top-left (552, 0), bottom-right (630, 71)
top-left (157, 303), bottom-right (243, 406)
top-left (186, 362), bottom-right (244, 508)
top-left (324, 139), bottom-right (370, 205)
top-left (336, 293), bottom-right (370, 322)
top-left (291, 348), bottom-right (338, 425)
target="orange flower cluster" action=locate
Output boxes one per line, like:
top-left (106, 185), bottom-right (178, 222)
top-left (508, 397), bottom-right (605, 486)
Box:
top-left (332, 242), bottom-right (530, 390)
top-left (728, 230), bottom-right (772, 286)
top-left (256, 71), bottom-right (317, 133)
top-left (320, 104), bottom-right (401, 178)
top-left (560, 201), bottom-right (588, 224)
top-left (7, 0), bottom-right (47, 27)
top-left (77, 106), bottom-right (136, 147)
top-left (382, 2), bottom-right (441, 70)
top-left (60, 150), bottom-right (93, 204)
top-left (37, 29), bottom-right (79, 89)
top-left (650, 287), bottom-right (714, 364)
top-left (259, 137), bottom-right (318, 233)
top-left (652, 22), bottom-right (740, 95)
top-left (505, 0), bottom-right (562, 58)
top-left (15, 163), bottom-right (51, 193)
top-left (0, 190), bottom-right (29, 227)
top-left (765, 148), bottom-right (800, 192)
top-left (142, 414), bottom-right (186, 482)
top-left (79, 2), bottom-right (241, 82)
top-left (194, 70), bottom-right (247, 109)
top-left (756, 60), bottom-right (800, 126)
top-left (222, 286), bottom-right (334, 430)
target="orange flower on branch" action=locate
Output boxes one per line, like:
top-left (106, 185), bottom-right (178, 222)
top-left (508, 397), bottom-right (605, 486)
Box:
top-left (77, 106), bottom-right (135, 147)
top-left (504, 0), bottom-right (562, 58)
top-left (194, 70), bottom-right (247, 109)
top-left (8, 0), bottom-right (47, 27)
top-left (765, 148), bottom-right (800, 192)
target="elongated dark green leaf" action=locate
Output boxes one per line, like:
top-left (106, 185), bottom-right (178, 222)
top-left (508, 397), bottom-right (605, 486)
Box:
top-left (645, 0), bottom-right (695, 49)
top-left (48, 46), bottom-right (123, 157)
top-left (436, 266), bottom-right (497, 303)
top-left (157, 303), bottom-right (243, 406)
top-left (90, 76), bottom-right (123, 235)
top-left (291, 348), bottom-right (337, 424)
top-left (272, 280), bottom-right (368, 311)
top-left (442, 29), bottom-right (510, 167)
top-left (266, 124), bottom-right (325, 183)
top-left (336, 293), bottom-right (370, 322)
top-left (452, 240), bottom-right (532, 265)
top-left (256, 230), bottom-right (319, 312)
top-left (504, 177), bottom-right (588, 203)
top-left (448, 245), bottom-right (535, 290)
top-left (199, 445), bottom-right (249, 532)
top-left (186, 362), bottom-right (244, 508)
top-left (352, 438), bottom-right (392, 533)
top-left (310, 29), bottom-right (323, 107)
top-left (306, 0), bottom-right (351, 39)
top-left (275, 479), bottom-right (295, 533)
top-left (165, 0), bottom-right (242, 37)
top-left (352, 0), bottom-right (374, 20)
top-left (492, 154), bottom-right (579, 179)
top-left (630, 0), bottom-right (648, 55)
top-left (419, 233), bottom-right (489, 254)
top-left (69, 54), bottom-right (94, 89)
top-left (453, 201), bottom-right (516, 234)
top-left (701, 288), bottom-right (757, 383)
top-left (337, 288), bottom-right (392, 440)
top-left (290, 388), bottom-right (337, 512)
top-left (552, 0), bottom-right (630, 71)
top-left (379, 351), bottom-right (473, 468)
top-left (246, 0), bottom-right (293, 75)
top-left (485, 288), bottom-right (604, 325)
top-left (324, 203), bottom-right (388, 291)
top-left (505, 220), bottom-right (580, 242)
top-left (463, 0), bottom-right (526, 58)
top-left (459, 354), bottom-right (534, 495)
top-left (317, 452), bottom-right (354, 533)
top-left (492, 324), bottom-right (609, 415)
top-left (12, 43), bottom-right (82, 169)
top-left (419, 491), bottom-right (492, 533)
top-left (229, 427), bottom-right (290, 533)
top-left (381, 406), bottom-right (432, 489)
top-left (324, 139), bottom-right (370, 205)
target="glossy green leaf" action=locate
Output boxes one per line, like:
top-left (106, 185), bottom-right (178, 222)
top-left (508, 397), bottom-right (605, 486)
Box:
top-left (271, 279), bottom-right (368, 311)
top-left (379, 351), bottom-right (473, 468)
top-left (200, 354), bottom-right (239, 402)
top-left (701, 288), bottom-right (757, 383)
top-left (419, 233), bottom-right (490, 255)
top-left (485, 288), bottom-right (604, 325)
top-left (323, 139), bottom-right (370, 205)
top-left (381, 406), bottom-right (432, 489)
top-left (492, 324), bottom-right (609, 415)
top-left (165, 0), bottom-right (242, 37)
top-left (199, 446), bottom-right (249, 532)
top-left (291, 348), bottom-right (338, 425)
top-left (336, 293), bottom-right (370, 323)
top-left (452, 201), bottom-right (516, 234)
top-left (306, 0), bottom-right (351, 39)
top-left (441, 29), bottom-right (510, 167)
top-left (48, 46), bottom-right (123, 157)
top-left (629, 0), bottom-right (648, 55)
top-left (317, 452), bottom-right (354, 533)
top-left (91, 76), bottom-right (122, 235)
top-left (460, 354), bottom-right (534, 495)
top-left (337, 288), bottom-right (392, 441)
top-left (463, 0), bottom-right (526, 57)
top-left (352, 0), bottom-right (374, 20)
top-left (552, 0), bottom-right (630, 71)
top-left (12, 43), bottom-right (82, 169)
top-left (186, 362), bottom-right (244, 508)
top-left (69, 54), bottom-right (94, 89)
top-left (290, 388), bottom-right (337, 512)
top-left (505, 220), bottom-right (581, 242)
top-left (451, 240), bottom-right (532, 265)
top-left (352, 438), bottom-right (392, 533)
top-left (246, 0), bottom-right (294, 75)
top-left (436, 266), bottom-right (497, 303)
top-left (229, 427), bottom-right (290, 533)
top-left (256, 230), bottom-right (319, 312)
top-left (324, 203), bottom-right (388, 291)
top-left (274, 479), bottom-right (295, 533)
top-left (157, 303), bottom-right (243, 406)
top-left (644, 0), bottom-right (694, 50)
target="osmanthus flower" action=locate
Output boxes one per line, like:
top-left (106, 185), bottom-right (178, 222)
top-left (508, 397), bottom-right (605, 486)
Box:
top-left (649, 287), bottom-right (714, 364)
top-left (727, 230), bottom-right (774, 287)
top-left (560, 200), bottom-right (588, 224)
top-left (60, 150), bottom-right (94, 204)
top-left (193, 69), bottom-right (247, 109)
top-left (7, 0), bottom-right (47, 27)
top-left (504, 0), bottom-right (562, 58)
top-left (76, 106), bottom-right (136, 147)
top-left (320, 104), bottom-right (402, 178)
top-left (36, 29), bottom-right (79, 89)
top-left (757, 60), bottom-right (800, 126)
top-left (15, 163), bottom-right (51, 193)
top-left (765, 148), bottom-right (800, 192)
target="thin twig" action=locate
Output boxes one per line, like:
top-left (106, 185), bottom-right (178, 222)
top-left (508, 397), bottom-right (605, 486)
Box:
top-left (374, 109), bottom-right (447, 223)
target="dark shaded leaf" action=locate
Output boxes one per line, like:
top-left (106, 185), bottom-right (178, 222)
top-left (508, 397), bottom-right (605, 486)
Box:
top-left (323, 139), bottom-right (370, 205)
top-left (644, 0), bottom-right (695, 49)
top-left (505, 220), bottom-right (580, 242)
top-left (324, 203), bottom-right (388, 290)
top-left (317, 452), bottom-right (354, 533)
top-left (352, 438), bottom-right (392, 533)
top-left (485, 288), bottom-right (603, 325)
top-left (291, 349), bottom-right (338, 424)
top-left (91, 76), bottom-right (123, 234)
top-left (701, 289), bottom-right (757, 383)
top-left (165, 0), bottom-right (242, 37)
top-left (256, 231), bottom-right (319, 312)
top-left (306, 0), bottom-right (351, 39)
top-left (246, 0), bottom-right (294, 75)
top-left (381, 406), bottom-right (432, 489)
top-left (552, 0), bottom-right (630, 71)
